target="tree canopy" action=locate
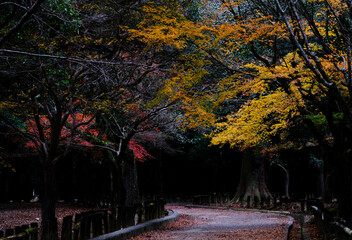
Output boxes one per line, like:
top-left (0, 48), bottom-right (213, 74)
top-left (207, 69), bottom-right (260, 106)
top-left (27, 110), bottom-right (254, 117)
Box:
top-left (3, 0), bottom-right (352, 234)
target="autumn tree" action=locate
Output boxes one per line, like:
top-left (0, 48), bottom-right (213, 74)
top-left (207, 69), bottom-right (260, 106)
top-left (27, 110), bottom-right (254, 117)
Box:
top-left (196, 0), bottom-right (352, 223)
top-left (127, 0), bottom-right (293, 202)
top-left (126, 0), bottom-right (352, 208)
top-left (254, 0), bottom-right (352, 223)
top-left (86, 65), bottom-right (176, 207)
top-left (193, 0), bottom-right (352, 222)
top-left (64, 0), bottom-right (184, 208)
top-left (0, 1), bottom-right (123, 239)
top-left (1, 2), bottom-right (187, 239)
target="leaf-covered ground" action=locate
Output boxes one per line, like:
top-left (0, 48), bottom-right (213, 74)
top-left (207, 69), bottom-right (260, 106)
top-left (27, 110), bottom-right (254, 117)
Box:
top-left (0, 203), bottom-right (326, 239)
top-left (131, 206), bottom-right (291, 240)
top-left (0, 202), bottom-right (98, 236)
top-left (288, 220), bottom-right (326, 240)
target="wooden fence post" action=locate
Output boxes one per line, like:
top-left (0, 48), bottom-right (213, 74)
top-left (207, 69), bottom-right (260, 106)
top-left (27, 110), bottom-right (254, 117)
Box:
top-left (5, 229), bottom-right (14, 237)
top-left (79, 213), bottom-right (87, 240)
top-left (21, 225), bottom-right (29, 240)
top-left (149, 203), bottom-right (154, 220)
top-left (103, 210), bottom-right (109, 234)
top-left (144, 204), bottom-right (149, 222)
top-left (156, 202), bottom-right (160, 218)
top-left (153, 203), bottom-right (157, 219)
top-left (116, 207), bottom-right (123, 230)
top-left (92, 212), bottom-right (103, 237)
top-left (73, 213), bottom-right (81, 240)
top-left (108, 209), bottom-right (116, 232)
top-left (159, 201), bottom-right (163, 218)
top-left (15, 226), bottom-right (22, 234)
top-left (84, 213), bottom-right (92, 239)
top-left (154, 203), bottom-right (157, 219)
top-left (137, 204), bottom-right (143, 224)
top-left (247, 196), bottom-right (251, 208)
top-left (160, 201), bottom-right (165, 218)
top-left (61, 215), bottom-right (73, 240)
top-left (126, 206), bottom-right (136, 227)
top-left (30, 222), bottom-right (38, 240)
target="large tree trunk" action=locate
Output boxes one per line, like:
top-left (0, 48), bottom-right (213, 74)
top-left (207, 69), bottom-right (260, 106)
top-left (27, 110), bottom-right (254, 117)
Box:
top-left (122, 157), bottom-right (139, 207)
top-left (235, 150), bottom-right (271, 203)
top-left (110, 166), bottom-right (119, 206)
top-left (41, 162), bottom-right (59, 240)
top-left (114, 138), bottom-right (140, 207)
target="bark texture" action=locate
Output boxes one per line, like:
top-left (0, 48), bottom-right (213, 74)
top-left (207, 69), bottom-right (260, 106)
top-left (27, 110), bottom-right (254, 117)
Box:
top-left (122, 157), bottom-right (140, 207)
top-left (235, 150), bottom-right (271, 203)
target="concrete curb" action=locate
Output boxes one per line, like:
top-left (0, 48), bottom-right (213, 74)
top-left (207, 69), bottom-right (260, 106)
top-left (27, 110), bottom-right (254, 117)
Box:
top-left (90, 210), bottom-right (179, 240)
top-left (285, 220), bottom-right (294, 240)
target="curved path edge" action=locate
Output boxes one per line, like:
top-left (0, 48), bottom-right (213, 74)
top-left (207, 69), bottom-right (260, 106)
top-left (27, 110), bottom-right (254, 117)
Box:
top-left (90, 210), bottom-right (180, 240)
top-left (184, 205), bottom-right (294, 240)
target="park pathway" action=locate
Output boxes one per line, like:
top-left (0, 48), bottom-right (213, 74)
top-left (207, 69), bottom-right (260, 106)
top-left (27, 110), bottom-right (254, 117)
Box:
top-left (130, 206), bottom-right (292, 240)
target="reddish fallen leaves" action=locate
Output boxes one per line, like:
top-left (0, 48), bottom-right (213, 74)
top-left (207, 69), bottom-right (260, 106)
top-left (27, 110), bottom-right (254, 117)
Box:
top-left (131, 221), bottom-right (288, 240)
top-left (288, 220), bottom-right (325, 240)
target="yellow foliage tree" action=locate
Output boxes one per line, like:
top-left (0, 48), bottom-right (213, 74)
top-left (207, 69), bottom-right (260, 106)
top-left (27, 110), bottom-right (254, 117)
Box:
top-left (211, 91), bottom-right (299, 149)
top-left (127, 0), bottom-right (352, 210)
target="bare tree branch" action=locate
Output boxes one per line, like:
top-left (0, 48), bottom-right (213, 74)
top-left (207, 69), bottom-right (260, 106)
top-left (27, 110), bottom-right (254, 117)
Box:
top-left (0, 49), bottom-right (167, 67)
top-left (0, 0), bottom-right (46, 47)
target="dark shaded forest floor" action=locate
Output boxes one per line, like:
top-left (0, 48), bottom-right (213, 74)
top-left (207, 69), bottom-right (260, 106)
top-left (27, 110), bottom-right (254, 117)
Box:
top-left (0, 202), bottom-right (99, 235)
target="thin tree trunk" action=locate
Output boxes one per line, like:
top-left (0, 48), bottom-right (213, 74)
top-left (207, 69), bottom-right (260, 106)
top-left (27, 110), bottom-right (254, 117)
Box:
top-left (110, 167), bottom-right (115, 205)
top-left (273, 161), bottom-right (289, 197)
top-left (323, 148), bottom-right (333, 202)
top-left (284, 171), bottom-right (289, 198)
top-left (41, 162), bottom-right (59, 240)
top-left (318, 167), bottom-right (325, 199)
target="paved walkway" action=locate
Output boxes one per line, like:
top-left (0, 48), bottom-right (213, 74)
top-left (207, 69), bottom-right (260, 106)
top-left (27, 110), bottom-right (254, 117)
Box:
top-left (131, 207), bottom-right (292, 239)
